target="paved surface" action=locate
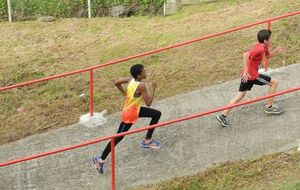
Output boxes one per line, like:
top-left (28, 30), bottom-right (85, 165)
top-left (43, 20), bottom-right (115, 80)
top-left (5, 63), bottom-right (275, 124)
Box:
top-left (0, 64), bottom-right (299, 190)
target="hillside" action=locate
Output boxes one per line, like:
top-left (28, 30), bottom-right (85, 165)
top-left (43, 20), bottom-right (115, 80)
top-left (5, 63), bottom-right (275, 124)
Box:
top-left (0, 0), bottom-right (299, 145)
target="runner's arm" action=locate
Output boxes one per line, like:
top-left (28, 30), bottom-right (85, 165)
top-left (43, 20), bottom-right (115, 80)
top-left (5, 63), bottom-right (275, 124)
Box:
top-left (139, 82), bottom-right (156, 107)
top-left (113, 77), bottom-right (131, 96)
top-left (265, 47), bottom-right (287, 59)
top-left (242, 52), bottom-right (250, 82)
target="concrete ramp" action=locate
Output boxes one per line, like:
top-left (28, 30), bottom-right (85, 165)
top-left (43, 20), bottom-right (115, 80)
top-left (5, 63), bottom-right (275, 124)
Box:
top-left (0, 64), bottom-right (299, 190)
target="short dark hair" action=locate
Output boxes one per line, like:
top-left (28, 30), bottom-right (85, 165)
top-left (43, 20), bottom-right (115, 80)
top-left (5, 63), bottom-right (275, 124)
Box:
top-left (130, 64), bottom-right (144, 79)
top-left (257, 29), bottom-right (272, 43)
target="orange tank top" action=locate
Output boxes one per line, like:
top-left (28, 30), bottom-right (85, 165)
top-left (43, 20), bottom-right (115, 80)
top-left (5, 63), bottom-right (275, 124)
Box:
top-left (122, 79), bottom-right (144, 124)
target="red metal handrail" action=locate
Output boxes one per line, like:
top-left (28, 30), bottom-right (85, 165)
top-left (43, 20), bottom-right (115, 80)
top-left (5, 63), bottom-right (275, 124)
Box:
top-left (1, 11), bottom-right (299, 117)
top-left (1, 11), bottom-right (300, 190)
top-left (0, 86), bottom-right (299, 190)
top-left (89, 68), bottom-right (94, 116)
top-left (1, 86), bottom-right (299, 167)
top-left (1, 11), bottom-right (299, 92)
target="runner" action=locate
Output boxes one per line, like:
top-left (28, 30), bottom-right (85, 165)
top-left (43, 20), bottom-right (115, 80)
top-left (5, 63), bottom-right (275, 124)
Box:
top-left (216, 29), bottom-right (286, 127)
top-left (93, 64), bottom-right (161, 174)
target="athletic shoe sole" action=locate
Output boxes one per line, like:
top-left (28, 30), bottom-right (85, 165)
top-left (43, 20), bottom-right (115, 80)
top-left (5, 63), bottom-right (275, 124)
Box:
top-left (265, 109), bottom-right (284, 115)
top-left (216, 115), bottom-right (230, 127)
top-left (92, 156), bottom-right (104, 174)
top-left (141, 142), bottom-right (161, 149)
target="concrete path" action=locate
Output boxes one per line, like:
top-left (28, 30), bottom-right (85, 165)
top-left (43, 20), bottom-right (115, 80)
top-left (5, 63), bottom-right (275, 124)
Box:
top-left (0, 64), bottom-right (299, 190)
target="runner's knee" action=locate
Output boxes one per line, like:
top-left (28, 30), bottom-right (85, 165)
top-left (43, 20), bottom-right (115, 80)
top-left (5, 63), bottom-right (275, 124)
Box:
top-left (270, 79), bottom-right (279, 87)
top-left (150, 110), bottom-right (161, 124)
top-left (155, 110), bottom-right (161, 120)
top-left (150, 110), bottom-right (161, 120)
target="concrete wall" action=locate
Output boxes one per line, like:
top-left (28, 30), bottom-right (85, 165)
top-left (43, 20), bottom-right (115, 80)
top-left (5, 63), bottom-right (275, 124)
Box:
top-left (164, 0), bottom-right (216, 15)
top-left (164, 0), bottom-right (182, 15)
top-left (181, 0), bottom-right (216, 5)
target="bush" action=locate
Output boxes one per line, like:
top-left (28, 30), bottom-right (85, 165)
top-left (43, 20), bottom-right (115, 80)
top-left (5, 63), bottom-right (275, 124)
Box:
top-left (0, 0), bottom-right (8, 21)
top-left (0, 0), bottom-right (165, 21)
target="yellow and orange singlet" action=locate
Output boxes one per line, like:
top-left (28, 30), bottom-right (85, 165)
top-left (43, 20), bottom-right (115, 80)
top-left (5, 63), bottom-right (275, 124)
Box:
top-left (122, 79), bottom-right (144, 124)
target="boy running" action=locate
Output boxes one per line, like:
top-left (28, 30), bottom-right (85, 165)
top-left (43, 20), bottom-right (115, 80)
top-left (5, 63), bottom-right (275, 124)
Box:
top-left (216, 29), bottom-right (286, 127)
top-left (93, 64), bottom-right (161, 174)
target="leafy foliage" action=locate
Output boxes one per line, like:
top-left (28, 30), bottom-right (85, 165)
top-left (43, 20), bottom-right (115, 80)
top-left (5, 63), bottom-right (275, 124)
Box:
top-left (0, 0), bottom-right (165, 21)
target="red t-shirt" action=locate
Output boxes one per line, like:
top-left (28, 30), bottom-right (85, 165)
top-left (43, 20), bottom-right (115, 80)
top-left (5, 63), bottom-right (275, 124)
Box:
top-left (242, 43), bottom-right (270, 80)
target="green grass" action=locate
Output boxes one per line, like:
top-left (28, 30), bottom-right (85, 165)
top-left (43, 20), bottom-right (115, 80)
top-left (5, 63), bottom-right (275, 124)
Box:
top-left (278, 181), bottom-right (300, 190)
top-left (131, 150), bottom-right (300, 190)
top-left (0, 0), bottom-right (300, 145)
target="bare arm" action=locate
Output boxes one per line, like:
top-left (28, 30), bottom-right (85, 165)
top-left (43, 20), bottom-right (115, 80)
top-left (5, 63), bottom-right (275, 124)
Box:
top-left (138, 81), bottom-right (156, 107)
top-left (113, 77), bottom-right (131, 96)
top-left (265, 47), bottom-right (287, 59)
top-left (241, 52), bottom-right (250, 82)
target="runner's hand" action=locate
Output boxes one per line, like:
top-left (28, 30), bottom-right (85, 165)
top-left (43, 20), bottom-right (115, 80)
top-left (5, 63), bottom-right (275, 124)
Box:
top-left (275, 47), bottom-right (287, 54)
top-left (242, 72), bottom-right (249, 83)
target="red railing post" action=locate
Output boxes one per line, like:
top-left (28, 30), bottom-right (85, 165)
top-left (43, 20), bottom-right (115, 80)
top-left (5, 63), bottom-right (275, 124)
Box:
top-left (264, 20), bottom-right (272, 72)
top-left (111, 138), bottom-right (116, 190)
top-left (0, 86), bottom-right (299, 168)
top-left (267, 20), bottom-right (271, 30)
top-left (89, 68), bottom-right (94, 116)
top-left (1, 11), bottom-right (299, 92)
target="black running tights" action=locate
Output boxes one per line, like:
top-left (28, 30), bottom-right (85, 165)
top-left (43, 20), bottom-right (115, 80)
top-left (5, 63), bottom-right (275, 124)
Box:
top-left (100, 107), bottom-right (161, 160)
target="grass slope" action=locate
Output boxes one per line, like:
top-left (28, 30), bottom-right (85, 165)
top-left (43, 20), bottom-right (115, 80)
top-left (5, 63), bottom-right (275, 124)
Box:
top-left (0, 0), bottom-right (299, 144)
top-left (131, 149), bottom-right (300, 190)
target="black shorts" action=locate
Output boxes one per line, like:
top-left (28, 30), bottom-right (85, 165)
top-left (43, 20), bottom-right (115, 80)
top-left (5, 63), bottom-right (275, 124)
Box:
top-left (239, 74), bottom-right (271, 92)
